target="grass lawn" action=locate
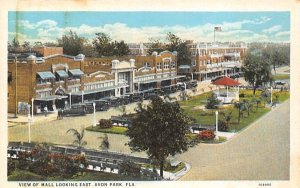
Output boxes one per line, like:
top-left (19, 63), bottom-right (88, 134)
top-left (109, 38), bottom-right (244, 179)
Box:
top-left (273, 91), bottom-right (290, 103)
top-left (141, 162), bottom-right (185, 174)
top-left (8, 170), bottom-right (46, 181)
top-left (86, 126), bottom-right (128, 135)
top-left (272, 74), bottom-right (290, 80)
top-left (180, 89), bottom-right (288, 132)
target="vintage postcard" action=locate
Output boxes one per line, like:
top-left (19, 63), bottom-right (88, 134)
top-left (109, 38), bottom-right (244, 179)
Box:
top-left (1, 0), bottom-right (300, 188)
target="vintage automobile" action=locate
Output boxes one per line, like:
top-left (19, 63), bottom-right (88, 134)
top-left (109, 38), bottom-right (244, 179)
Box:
top-left (62, 104), bottom-right (86, 116)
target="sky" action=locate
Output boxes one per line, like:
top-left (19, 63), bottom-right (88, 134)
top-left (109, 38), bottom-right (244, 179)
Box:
top-left (8, 11), bottom-right (290, 44)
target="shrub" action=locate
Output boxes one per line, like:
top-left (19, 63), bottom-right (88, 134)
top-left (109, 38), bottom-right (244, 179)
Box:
top-left (197, 130), bottom-right (215, 141)
top-left (98, 119), bottom-right (112, 129)
top-left (119, 160), bottom-right (141, 177)
top-left (205, 93), bottom-right (221, 109)
top-left (218, 120), bottom-right (229, 132)
top-left (8, 159), bottom-right (16, 176)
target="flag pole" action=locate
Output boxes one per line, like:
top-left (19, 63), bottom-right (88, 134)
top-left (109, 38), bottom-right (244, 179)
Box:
top-left (214, 29), bottom-right (215, 43)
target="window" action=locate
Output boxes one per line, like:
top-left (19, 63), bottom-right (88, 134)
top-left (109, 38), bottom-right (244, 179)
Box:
top-left (157, 62), bottom-right (162, 70)
top-left (8, 72), bottom-right (12, 83)
top-left (192, 60), bottom-right (196, 66)
top-left (144, 62), bottom-right (150, 68)
top-left (164, 62), bottom-right (169, 69)
top-left (171, 62), bottom-right (176, 69)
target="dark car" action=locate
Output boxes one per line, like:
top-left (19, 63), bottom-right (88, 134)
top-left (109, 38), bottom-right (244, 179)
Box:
top-left (94, 99), bottom-right (110, 111)
top-left (62, 105), bottom-right (86, 116)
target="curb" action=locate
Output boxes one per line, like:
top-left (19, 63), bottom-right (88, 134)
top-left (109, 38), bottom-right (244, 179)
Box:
top-left (172, 162), bottom-right (191, 181)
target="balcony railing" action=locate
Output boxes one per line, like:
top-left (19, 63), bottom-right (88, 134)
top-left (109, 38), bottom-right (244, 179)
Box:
top-left (67, 79), bottom-right (81, 85)
top-left (206, 61), bottom-right (241, 68)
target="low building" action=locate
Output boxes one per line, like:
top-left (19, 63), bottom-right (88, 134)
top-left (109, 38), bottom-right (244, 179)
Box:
top-left (8, 47), bottom-right (181, 114)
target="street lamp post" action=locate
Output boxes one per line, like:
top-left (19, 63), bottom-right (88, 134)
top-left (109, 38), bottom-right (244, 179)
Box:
top-left (93, 102), bottom-right (96, 127)
top-left (14, 56), bottom-right (18, 118)
top-left (270, 86), bottom-right (273, 107)
top-left (215, 111), bottom-right (219, 139)
top-left (31, 98), bottom-right (34, 122)
top-left (28, 114), bottom-right (31, 143)
top-left (81, 91), bottom-right (84, 104)
top-left (69, 93), bottom-right (72, 108)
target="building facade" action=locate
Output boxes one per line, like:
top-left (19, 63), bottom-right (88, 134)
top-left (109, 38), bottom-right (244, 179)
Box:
top-left (8, 47), bottom-right (180, 114)
top-left (127, 41), bottom-right (247, 81)
top-left (184, 42), bottom-right (247, 81)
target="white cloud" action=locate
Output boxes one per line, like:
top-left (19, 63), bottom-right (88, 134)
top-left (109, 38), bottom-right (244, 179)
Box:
top-left (275, 31), bottom-right (290, 37)
top-left (262, 25), bottom-right (282, 33)
top-left (10, 16), bottom-right (289, 44)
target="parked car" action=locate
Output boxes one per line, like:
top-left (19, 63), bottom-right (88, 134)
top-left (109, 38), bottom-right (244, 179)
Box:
top-left (62, 104), bottom-right (86, 116)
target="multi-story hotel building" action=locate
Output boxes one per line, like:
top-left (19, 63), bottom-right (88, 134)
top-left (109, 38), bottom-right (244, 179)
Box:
top-left (189, 42), bottom-right (247, 81)
top-left (8, 47), bottom-right (180, 114)
top-left (127, 41), bottom-right (247, 81)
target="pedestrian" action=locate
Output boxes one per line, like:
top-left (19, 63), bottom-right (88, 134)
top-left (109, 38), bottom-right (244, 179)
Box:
top-left (57, 109), bottom-right (61, 120)
top-left (44, 106), bottom-right (48, 117)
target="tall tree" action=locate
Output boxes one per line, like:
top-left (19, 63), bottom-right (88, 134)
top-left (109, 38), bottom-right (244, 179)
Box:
top-left (263, 44), bottom-right (290, 75)
top-left (147, 33), bottom-right (192, 67)
top-left (166, 32), bottom-right (182, 52)
top-left (98, 134), bottom-right (110, 150)
top-left (92, 32), bottom-right (114, 57)
top-left (66, 128), bottom-right (87, 148)
top-left (146, 38), bottom-right (166, 55)
top-left (242, 50), bottom-right (273, 95)
top-left (12, 37), bottom-right (20, 49)
top-left (43, 42), bottom-right (58, 47)
top-left (126, 97), bottom-right (191, 177)
top-left (112, 40), bottom-right (130, 56)
top-left (22, 41), bottom-right (31, 51)
top-left (34, 41), bottom-right (43, 47)
top-left (58, 30), bottom-right (86, 56)
top-left (176, 41), bottom-right (193, 67)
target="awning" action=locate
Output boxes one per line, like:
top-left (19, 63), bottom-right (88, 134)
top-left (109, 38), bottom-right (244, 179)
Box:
top-left (56, 70), bottom-right (68, 78)
top-left (71, 86), bottom-right (117, 96)
top-left (35, 95), bottom-right (68, 101)
top-left (36, 72), bottom-right (55, 80)
top-left (69, 69), bottom-right (84, 77)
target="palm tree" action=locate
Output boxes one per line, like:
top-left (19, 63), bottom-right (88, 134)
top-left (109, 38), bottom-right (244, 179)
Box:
top-left (66, 128), bottom-right (87, 148)
top-left (234, 101), bottom-right (244, 123)
top-left (222, 110), bottom-right (233, 126)
top-left (98, 133), bottom-right (109, 150)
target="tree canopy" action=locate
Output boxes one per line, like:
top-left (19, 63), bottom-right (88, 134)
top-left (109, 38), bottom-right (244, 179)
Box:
top-left (66, 128), bottom-right (87, 148)
top-left (126, 96), bottom-right (191, 177)
top-left (57, 30), bottom-right (86, 56)
top-left (147, 32), bottom-right (192, 67)
top-left (92, 32), bottom-right (130, 57)
top-left (242, 49), bottom-right (273, 94)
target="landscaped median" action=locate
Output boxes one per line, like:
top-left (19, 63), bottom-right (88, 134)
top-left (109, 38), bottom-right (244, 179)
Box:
top-left (86, 125), bottom-right (127, 135)
top-left (85, 89), bottom-right (289, 145)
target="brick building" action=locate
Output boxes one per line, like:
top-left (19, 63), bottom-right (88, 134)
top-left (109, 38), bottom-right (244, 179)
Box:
top-left (180, 42), bottom-right (247, 81)
top-left (127, 41), bottom-right (247, 81)
top-left (8, 47), bottom-right (180, 114)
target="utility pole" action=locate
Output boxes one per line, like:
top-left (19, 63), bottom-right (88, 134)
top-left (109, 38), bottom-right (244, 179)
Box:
top-left (14, 55), bottom-right (18, 118)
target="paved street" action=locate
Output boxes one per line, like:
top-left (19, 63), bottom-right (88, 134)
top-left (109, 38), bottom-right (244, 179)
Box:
top-left (177, 99), bottom-right (290, 180)
top-left (8, 88), bottom-right (290, 180)
top-left (8, 102), bottom-right (148, 157)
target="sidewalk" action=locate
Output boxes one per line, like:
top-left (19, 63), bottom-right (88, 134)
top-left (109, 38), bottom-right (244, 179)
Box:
top-left (8, 112), bottom-right (58, 125)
